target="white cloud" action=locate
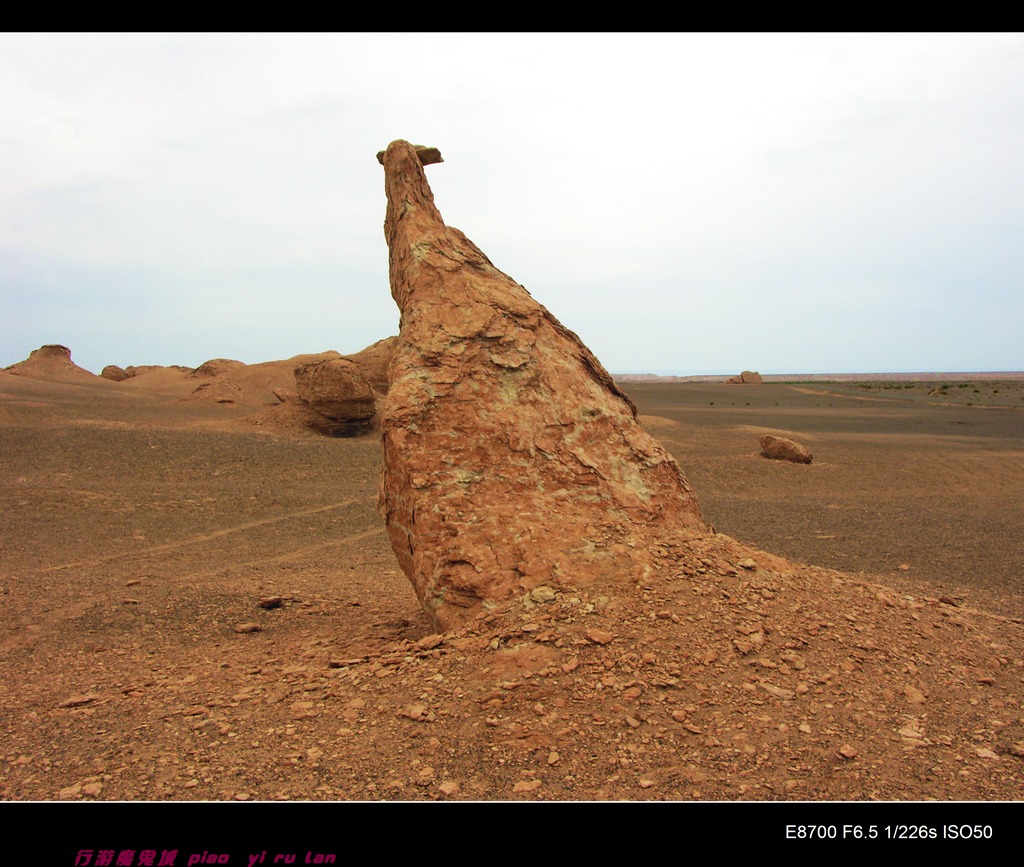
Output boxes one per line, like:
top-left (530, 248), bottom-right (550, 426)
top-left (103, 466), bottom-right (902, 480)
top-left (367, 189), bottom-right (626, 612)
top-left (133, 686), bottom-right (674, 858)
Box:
top-left (2, 33), bottom-right (1022, 374)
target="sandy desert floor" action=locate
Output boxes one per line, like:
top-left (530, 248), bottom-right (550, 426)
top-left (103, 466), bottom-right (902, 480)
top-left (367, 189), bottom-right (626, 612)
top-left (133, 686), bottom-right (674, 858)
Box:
top-left (629, 379), bottom-right (1024, 619)
top-left (1, 368), bottom-right (1023, 803)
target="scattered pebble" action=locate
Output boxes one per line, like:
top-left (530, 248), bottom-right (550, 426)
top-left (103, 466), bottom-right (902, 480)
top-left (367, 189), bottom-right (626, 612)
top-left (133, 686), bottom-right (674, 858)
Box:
top-left (512, 779), bottom-right (542, 793)
top-left (234, 623), bottom-right (262, 634)
top-left (758, 682), bottom-right (795, 700)
top-left (58, 694), bottom-right (100, 708)
top-left (903, 685), bottom-right (927, 704)
top-left (530, 586), bottom-right (557, 604)
top-left (402, 704), bottom-right (427, 720)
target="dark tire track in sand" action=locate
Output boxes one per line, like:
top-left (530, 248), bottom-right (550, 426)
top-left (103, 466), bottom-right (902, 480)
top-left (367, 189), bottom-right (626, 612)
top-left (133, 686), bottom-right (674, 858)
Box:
top-left (32, 496), bottom-right (376, 575)
top-left (1, 497), bottom-right (387, 650)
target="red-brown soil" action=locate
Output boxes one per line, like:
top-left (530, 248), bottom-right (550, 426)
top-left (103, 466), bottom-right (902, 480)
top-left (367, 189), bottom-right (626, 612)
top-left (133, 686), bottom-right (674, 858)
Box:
top-left (2, 370), bottom-right (1023, 801)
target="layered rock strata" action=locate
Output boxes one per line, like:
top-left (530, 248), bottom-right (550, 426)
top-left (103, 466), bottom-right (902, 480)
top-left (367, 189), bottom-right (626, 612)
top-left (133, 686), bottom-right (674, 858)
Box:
top-left (294, 357), bottom-right (378, 437)
top-left (377, 140), bottom-right (709, 630)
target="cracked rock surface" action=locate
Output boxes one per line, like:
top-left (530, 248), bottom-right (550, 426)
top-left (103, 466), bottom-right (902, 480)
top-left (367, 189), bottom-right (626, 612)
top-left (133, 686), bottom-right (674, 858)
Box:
top-left (378, 140), bottom-right (707, 630)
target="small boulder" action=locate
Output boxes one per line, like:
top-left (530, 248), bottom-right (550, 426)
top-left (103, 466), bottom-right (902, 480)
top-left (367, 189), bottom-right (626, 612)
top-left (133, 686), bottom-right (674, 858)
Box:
top-left (759, 434), bottom-right (812, 464)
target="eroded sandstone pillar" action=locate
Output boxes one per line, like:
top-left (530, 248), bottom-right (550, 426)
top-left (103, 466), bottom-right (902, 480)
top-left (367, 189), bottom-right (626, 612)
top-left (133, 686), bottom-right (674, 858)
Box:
top-left (378, 140), bottom-right (708, 630)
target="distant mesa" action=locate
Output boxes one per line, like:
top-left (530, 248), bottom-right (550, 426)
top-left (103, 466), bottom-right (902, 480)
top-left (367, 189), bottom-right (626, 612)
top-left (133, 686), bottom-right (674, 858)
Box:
top-left (612, 373), bottom-right (666, 382)
top-left (377, 139), bottom-right (708, 630)
top-left (5, 344), bottom-right (99, 381)
top-left (759, 434), bottom-right (812, 464)
top-left (727, 370), bottom-right (764, 384)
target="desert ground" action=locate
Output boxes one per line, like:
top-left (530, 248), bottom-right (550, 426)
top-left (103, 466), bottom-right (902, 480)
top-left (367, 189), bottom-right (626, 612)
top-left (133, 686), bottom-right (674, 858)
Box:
top-left (628, 378), bottom-right (1024, 619)
top-left (2, 361), bottom-right (1023, 802)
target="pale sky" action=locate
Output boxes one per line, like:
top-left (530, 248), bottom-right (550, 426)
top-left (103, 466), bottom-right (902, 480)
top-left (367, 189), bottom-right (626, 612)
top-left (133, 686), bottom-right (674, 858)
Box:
top-left (2, 33), bottom-right (1022, 375)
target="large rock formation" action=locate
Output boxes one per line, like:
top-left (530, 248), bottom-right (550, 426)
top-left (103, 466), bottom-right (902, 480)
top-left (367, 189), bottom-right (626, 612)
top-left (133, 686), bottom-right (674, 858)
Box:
top-left (294, 357), bottom-right (378, 437)
top-left (345, 335), bottom-right (398, 394)
top-left (377, 140), bottom-right (709, 630)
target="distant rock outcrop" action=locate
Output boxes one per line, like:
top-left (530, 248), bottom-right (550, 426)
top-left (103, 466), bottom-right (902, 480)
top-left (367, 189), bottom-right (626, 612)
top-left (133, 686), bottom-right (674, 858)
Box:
top-left (727, 370), bottom-right (764, 384)
top-left (101, 365), bottom-right (129, 382)
top-left (377, 140), bottom-right (708, 630)
top-left (192, 358), bottom-right (246, 379)
top-left (102, 363), bottom-right (195, 382)
top-left (284, 339), bottom-right (397, 437)
top-left (5, 345), bottom-right (98, 381)
top-left (124, 365), bottom-right (194, 378)
top-left (293, 357), bottom-right (378, 437)
top-left (188, 380), bottom-right (243, 404)
top-left (759, 434), bottom-right (813, 464)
